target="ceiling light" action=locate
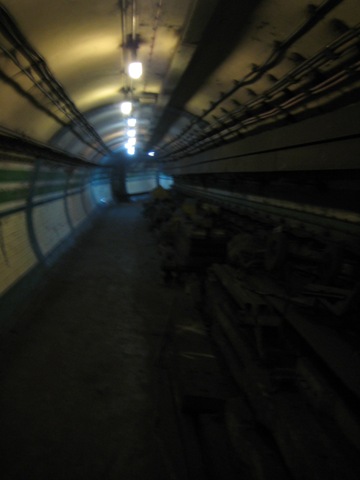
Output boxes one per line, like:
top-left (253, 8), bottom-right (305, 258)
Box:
top-left (127, 146), bottom-right (135, 155)
top-left (127, 129), bottom-right (136, 137)
top-left (127, 118), bottom-right (136, 127)
top-left (120, 101), bottom-right (132, 115)
top-left (128, 137), bottom-right (136, 146)
top-left (128, 62), bottom-right (142, 79)
top-left (148, 151), bottom-right (155, 157)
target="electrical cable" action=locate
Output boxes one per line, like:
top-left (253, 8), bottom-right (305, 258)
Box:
top-left (158, 0), bottom-right (345, 154)
top-left (161, 27), bottom-right (360, 160)
top-left (0, 4), bottom-right (111, 157)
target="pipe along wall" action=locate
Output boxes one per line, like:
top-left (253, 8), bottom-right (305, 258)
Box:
top-left (0, 156), bottom-right (113, 329)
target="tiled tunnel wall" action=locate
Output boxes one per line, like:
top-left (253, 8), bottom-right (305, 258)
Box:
top-left (0, 156), bottom-right (112, 327)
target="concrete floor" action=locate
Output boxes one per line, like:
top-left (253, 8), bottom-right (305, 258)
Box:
top-left (0, 202), bottom-right (180, 480)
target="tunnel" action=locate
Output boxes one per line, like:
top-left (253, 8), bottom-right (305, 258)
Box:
top-left (0, 0), bottom-right (360, 478)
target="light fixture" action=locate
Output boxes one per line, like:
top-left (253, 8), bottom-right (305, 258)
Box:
top-left (148, 151), bottom-right (155, 157)
top-left (127, 118), bottom-right (136, 127)
top-left (127, 137), bottom-right (136, 146)
top-left (127, 129), bottom-right (136, 138)
top-left (128, 61), bottom-right (142, 79)
top-left (127, 146), bottom-right (135, 155)
top-left (120, 101), bottom-right (132, 115)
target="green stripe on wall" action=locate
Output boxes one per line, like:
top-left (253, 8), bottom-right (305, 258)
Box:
top-left (0, 169), bottom-right (31, 182)
top-left (0, 169), bottom-right (68, 183)
top-left (0, 189), bottom-right (29, 203)
top-left (0, 185), bottom-right (67, 203)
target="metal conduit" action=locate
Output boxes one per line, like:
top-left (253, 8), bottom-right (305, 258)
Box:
top-left (0, 129), bottom-right (97, 168)
top-left (0, 4), bottom-right (111, 157)
top-left (158, 0), bottom-right (346, 156)
top-left (160, 26), bottom-right (360, 160)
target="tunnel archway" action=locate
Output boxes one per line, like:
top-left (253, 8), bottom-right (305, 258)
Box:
top-left (1, 1), bottom-right (360, 477)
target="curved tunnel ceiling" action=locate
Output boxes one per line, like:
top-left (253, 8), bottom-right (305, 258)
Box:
top-left (0, 0), bottom-right (359, 166)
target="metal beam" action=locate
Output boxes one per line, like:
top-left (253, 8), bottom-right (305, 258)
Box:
top-left (148, 0), bottom-right (264, 148)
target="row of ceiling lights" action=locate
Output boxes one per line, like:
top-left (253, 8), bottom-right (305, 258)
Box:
top-left (120, 62), bottom-right (141, 155)
top-left (119, 63), bottom-right (154, 157)
top-left (120, 63), bottom-right (139, 156)
top-left (118, 0), bottom-right (155, 158)
top-left (118, 0), bottom-right (142, 156)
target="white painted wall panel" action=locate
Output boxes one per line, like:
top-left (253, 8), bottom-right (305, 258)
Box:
top-left (67, 193), bottom-right (87, 227)
top-left (0, 212), bottom-right (37, 295)
top-left (92, 184), bottom-right (112, 203)
top-left (33, 199), bottom-right (70, 256)
top-left (82, 185), bottom-right (97, 213)
top-left (126, 177), bottom-right (157, 195)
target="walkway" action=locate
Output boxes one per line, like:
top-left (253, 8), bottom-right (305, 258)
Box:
top-left (0, 202), bottom-right (179, 480)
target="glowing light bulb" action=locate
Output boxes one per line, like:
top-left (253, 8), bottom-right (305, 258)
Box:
top-left (127, 129), bottom-right (136, 138)
top-left (127, 146), bottom-right (135, 155)
top-left (128, 62), bottom-right (142, 79)
top-left (128, 137), bottom-right (136, 146)
top-left (120, 101), bottom-right (132, 115)
top-left (127, 118), bottom-right (136, 127)
top-left (148, 151), bottom-right (155, 157)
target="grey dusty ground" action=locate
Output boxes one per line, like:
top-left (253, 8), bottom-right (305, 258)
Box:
top-left (0, 202), bottom-right (179, 480)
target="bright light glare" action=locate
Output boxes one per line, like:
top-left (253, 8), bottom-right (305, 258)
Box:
top-left (127, 146), bottom-right (135, 155)
top-left (128, 62), bottom-right (142, 79)
top-left (127, 129), bottom-right (136, 137)
top-left (120, 101), bottom-right (132, 115)
top-left (148, 151), bottom-right (155, 157)
top-left (127, 118), bottom-right (136, 127)
top-left (127, 137), bottom-right (136, 146)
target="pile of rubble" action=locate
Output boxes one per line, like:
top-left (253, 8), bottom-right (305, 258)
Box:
top-left (144, 187), bottom-right (360, 480)
top-left (144, 187), bottom-right (228, 283)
